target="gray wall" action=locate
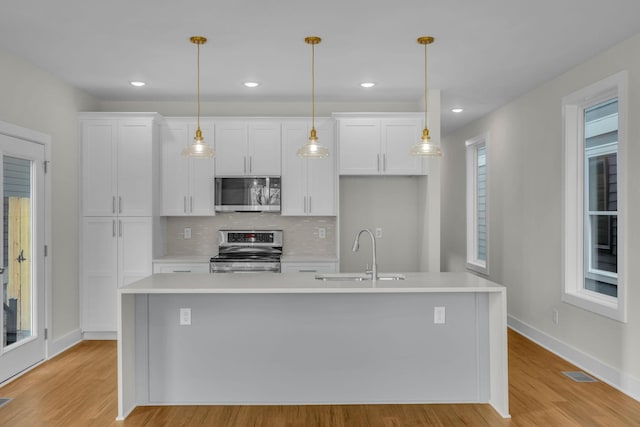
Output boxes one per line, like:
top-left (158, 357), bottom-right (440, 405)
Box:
top-left (0, 46), bottom-right (98, 346)
top-left (441, 33), bottom-right (640, 387)
top-left (340, 176), bottom-right (425, 273)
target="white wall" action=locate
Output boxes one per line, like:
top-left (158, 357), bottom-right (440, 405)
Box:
top-left (441, 32), bottom-right (640, 396)
top-left (0, 47), bottom-right (98, 347)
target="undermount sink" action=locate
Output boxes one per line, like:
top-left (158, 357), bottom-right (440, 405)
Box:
top-left (315, 273), bottom-right (406, 281)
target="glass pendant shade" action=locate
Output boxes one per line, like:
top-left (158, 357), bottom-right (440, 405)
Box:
top-left (182, 127), bottom-right (215, 158)
top-left (297, 128), bottom-right (329, 158)
top-left (410, 128), bottom-right (443, 157)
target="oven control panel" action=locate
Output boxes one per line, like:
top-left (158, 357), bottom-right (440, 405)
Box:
top-left (228, 232), bottom-right (274, 243)
top-left (218, 230), bottom-right (283, 247)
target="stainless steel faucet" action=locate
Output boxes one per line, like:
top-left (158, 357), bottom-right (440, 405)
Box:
top-left (352, 229), bottom-right (377, 280)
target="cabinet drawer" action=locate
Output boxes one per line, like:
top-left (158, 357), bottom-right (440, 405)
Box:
top-left (153, 263), bottom-right (210, 274)
top-left (281, 262), bottom-right (338, 273)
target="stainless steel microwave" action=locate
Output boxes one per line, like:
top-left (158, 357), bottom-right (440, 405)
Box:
top-left (214, 177), bottom-right (281, 212)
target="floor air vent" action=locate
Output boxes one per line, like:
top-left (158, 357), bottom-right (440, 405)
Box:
top-left (0, 398), bottom-right (12, 407)
top-left (562, 371), bottom-right (597, 382)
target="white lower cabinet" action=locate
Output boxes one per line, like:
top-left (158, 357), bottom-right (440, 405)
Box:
top-left (82, 217), bottom-right (152, 334)
top-left (153, 262), bottom-right (210, 273)
top-left (281, 261), bottom-right (338, 273)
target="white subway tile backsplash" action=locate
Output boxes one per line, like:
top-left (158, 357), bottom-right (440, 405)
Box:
top-left (166, 213), bottom-right (336, 257)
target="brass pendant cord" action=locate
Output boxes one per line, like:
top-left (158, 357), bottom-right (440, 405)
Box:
top-left (423, 41), bottom-right (428, 129)
top-left (196, 41), bottom-right (201, 132)
top-left (311, 41), bottom-right (316, 132)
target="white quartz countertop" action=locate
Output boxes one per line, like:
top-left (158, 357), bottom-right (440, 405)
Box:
top-left (119, 272), bottom-right (505, 294)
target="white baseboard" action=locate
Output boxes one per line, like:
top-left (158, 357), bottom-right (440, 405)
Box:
top-left (508, 315), bottom-right (640, 402)
top-left (82, 331), bottom-right (117, 340)
top-left (47, 328), bottom-right (82, 359)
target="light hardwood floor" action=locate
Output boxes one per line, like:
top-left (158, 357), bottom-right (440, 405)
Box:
top-left (1, 329), bottom-right (639, 426)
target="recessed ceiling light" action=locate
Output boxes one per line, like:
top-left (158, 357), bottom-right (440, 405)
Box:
top-left (130, 81), bottom-right (146, 87)
top-left (451, 108), bottom-right (464, 113)
top-left (360, 82), bottom-right (376, 88)
top-left (244, 82), bottom-right (259, 88)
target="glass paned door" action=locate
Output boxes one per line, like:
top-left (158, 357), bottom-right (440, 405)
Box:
top-left (3, 157), bottom-right (33, 347)
top-left (0, 131), bottom-right (46, 384)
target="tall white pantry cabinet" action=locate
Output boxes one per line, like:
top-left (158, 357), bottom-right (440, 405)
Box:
top-left (79, 113), bottom-right (161, 337)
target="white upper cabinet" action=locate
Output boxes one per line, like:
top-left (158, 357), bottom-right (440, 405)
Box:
top-left (81, 114), bottom-right (158, 216)
top-left (161, 118), bottom-right (215, 216)
top-left (281, 119), bottom-right (336, 216)
top-left (215, 120), bottom-right (281, 176)
top-left (337, 114), bottom-right (426, 175)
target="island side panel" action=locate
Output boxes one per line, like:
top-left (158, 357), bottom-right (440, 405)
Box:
top-left (489, 289), bottom-right (510, 417)
top-left (145, 292), bottom-right (490, 404)
top-left (116, 293), bottom-right (137, 420)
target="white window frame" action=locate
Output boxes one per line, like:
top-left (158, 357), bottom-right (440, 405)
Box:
top-left (562, 71), bottom-right (627, 322)
top-left (466, 134), bottom-right (488, 275)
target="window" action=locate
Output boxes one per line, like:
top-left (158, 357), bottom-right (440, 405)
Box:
top-left (562, 71), bottom-right (627, 322)
top-left (466, 134), bottom-right (488, 274)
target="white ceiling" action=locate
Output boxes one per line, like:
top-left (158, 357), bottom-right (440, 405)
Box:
top-left (2, 0), bottom-right (640, 135)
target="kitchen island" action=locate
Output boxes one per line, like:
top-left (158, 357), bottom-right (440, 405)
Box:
top-left (116, 272), bottom-right (509, 420)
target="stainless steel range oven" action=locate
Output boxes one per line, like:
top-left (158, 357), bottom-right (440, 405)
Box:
top-left (210, 230), bottom-right (283, 273)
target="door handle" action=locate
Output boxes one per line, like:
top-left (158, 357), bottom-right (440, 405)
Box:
top-left (184, 196), bottom-right (187, 214)
top-left (113, 219), bottom-right (116, 237)
top-left (112, 196), bottom-right (116, 214)
top-left (118, 220), bottom-right (123, 237)
top-left (119, 197), bottom-right (123, 214)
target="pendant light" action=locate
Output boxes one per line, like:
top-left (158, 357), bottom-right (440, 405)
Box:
top-left (182, 36), bottom-right (215, 158)
top-left (297, 36), bottom-right (329, 158)
top-left (410, 36), bottom-right (442, 157)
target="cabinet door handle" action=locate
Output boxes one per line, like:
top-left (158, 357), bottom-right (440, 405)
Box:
top-left (112, 196), bottom-right (116, 214)
top-left (173, 270), bottom-right (192, 273)
top-left (299, 269), bottom-right (317, 273)
top-left (309, 196), bottom-right (312, 213)
top-left (244, 156), bottom-right (247, 174)
top-left (113, 219), bottom-right (116, 237)
top-left (118, 220), bottom-right (122, 237)
top-left (119, 197), bottom-right (123, 214)
top-left (383, 154), bottom-right (387, 172)
top-left (377, 154), bottom-right (380, 172)
top-left (184, 196), bottom-right (187, 214)
top-left (190, 196), bottom-right (193, 213)
top-left (249, 156), bottom-right (253, 173)
top-left (303, 196), bottom-right (307, 213)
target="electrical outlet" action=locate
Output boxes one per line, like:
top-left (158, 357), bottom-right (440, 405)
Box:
top-left (434, 306), bottom-right (446, 324)
top-left (184, 227), bottom-right (191, 239)
top-left (552, 309), bottom-right (559, 325)
top-left (375, 227), bottom-right (383, 238)
top-left (180, 308), bottom-right (191, 325)
top-left (318, 227), bottom-right (326, 239)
